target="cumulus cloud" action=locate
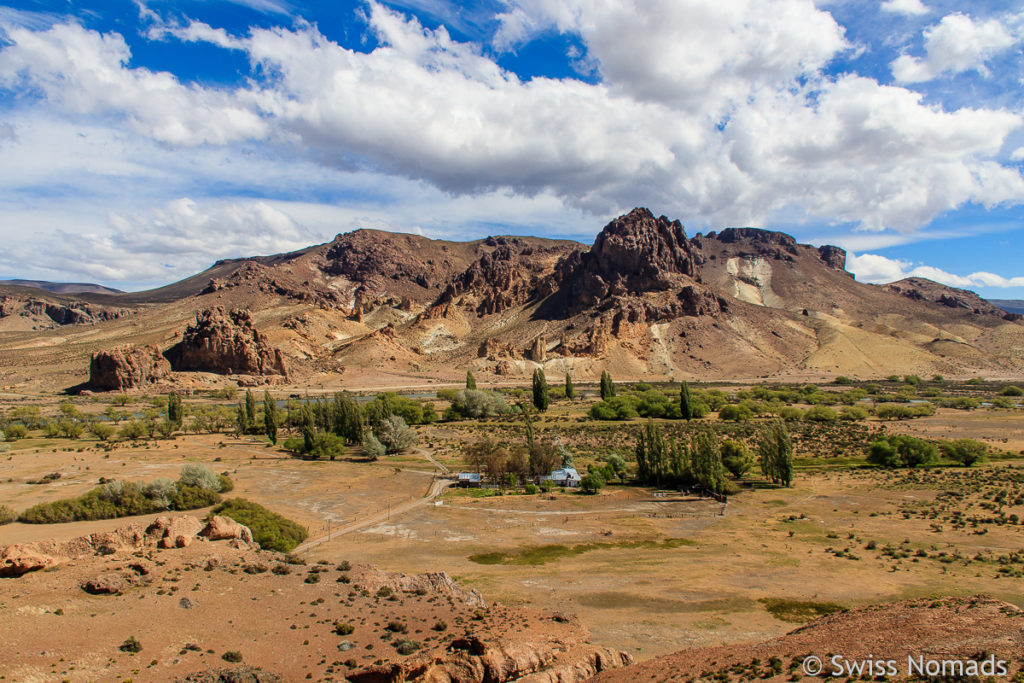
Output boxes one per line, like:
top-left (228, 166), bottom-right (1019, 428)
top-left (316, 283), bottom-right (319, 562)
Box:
top-left (891, 11), bottom-right (1022, 83)
top-left (1, 0), bottom-right (1024, 286)
top-left (848, 252), bottom-right (1024, 288)
top-left (0, 23), bottom-right (267, 145)
top-left (880, 0), bottom-right (929, 17)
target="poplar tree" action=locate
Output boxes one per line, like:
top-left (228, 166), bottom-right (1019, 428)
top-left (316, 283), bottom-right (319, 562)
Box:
top-left (166, 391), bottom-right (183, 429)
top-left (600, 371), bottom-right (616, 400)
top-left (758, 419), bottom-right (794, 487)
top-left (466, 370), bottom-right (477, 390)
top-left (565, 373), bottom-right (575, 400)
top-left (532, 368), bottom-right (549, 411)
top-left (263, 390), bottom-right (278, 444)
top-left (679, 381), bottom-right (693, 420)
top-left (244, 390), bottom-right (257, 431)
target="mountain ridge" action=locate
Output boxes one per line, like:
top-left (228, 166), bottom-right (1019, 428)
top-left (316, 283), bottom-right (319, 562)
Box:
top-left (1, 208), bottom-right (1022, 388)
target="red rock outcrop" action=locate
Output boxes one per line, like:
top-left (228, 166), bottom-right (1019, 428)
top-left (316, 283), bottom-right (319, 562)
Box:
top-left (167, 307), bottom-right (288, 377)
top-left (89, 343), bottom-right (171, 391)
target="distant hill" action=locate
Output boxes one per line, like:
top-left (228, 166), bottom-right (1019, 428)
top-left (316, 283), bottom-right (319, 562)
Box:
top-left (1, 279), bottom-right (123, 295)
top-left (990, 299), bottom-right (1024, 315)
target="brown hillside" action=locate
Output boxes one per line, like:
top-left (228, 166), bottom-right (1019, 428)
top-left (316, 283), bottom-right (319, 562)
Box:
top-left (1, 209), bottom-right (1022, 390)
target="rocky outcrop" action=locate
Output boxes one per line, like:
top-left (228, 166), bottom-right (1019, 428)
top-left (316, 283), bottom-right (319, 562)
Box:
top-left (200, 515), bottom-right (255, 545)
top-left (435, 239), bottom-right (566, 316)
top-left (566, 209), bottom-right (701, 305)
top-left (885, 278), bottom-right (1011, 318)
top-left (0, 544), bottom-right (57, 577)
top-left (1, 516), bottom-right (257, 578)
top-left (529, 336), bottom-right (547, 362)
top-left (81, 560), bottom-right (152, 595)
top-left (166, 307), bottom-right (288, 377)
top-left (817, 244), bottom-right (847, 271)
top-left (174, 667), bottom-right (285, 683)
top-left (355, 569), bottom-right (485, 608)
top-left (89, 343), bottom-right (171, 391)
top-left (479, 339), bottom-right (521, 360)
top-left (0, 294), bottom-right (131, 329)
top-left (348, 633), bottom-right (632, 683)
top-left (554, 208), bottom-right (720, 323)
top-left (149, 515), bottom-right (206, 549)
top-left (1, 524), bottom-right (148, 577)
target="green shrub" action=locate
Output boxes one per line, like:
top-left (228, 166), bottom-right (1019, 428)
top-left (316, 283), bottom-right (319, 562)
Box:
top-left (3, 423), bottom-right (27, 440)
top-left (839, 405), bottom-right (869, 421)
top-left (940, 438), bottom-right (988, 467)
top-left (1000, 385), bottom-right (1024, 397)
top-left (119, 637), bottom-right (142, 653)
top-left (589, 396), bottom-right (640, 420)
top-left (0, 504), bottom-right (16, 525)
top-left (20, 477), bottom-right (221, 524)
top-left (524, 483), bottom-right (538, 494)
top-left (210, 498), bottom-right (308, 552)
top-left (867, 435), bottom-right (938, 468)
top-left (804, 405), bottom-right (837, 422)
top-left (394, 639), bottom-right (421, 656)
top-left (718, 404), bottom-right (753, 422)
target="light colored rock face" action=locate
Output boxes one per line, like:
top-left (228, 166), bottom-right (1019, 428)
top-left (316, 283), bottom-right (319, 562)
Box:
top-left (169, 307), bottom-right (288, 377)
top-left (200, 515), bottom-right (255, 545)
top-left (89, 343), bottom-right (171, 391)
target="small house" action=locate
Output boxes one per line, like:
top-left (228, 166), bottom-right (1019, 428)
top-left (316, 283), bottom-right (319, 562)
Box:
top-left (457, 472), bottom-right (481, 488)
top-left (541, 467), bottom-right (581, 488)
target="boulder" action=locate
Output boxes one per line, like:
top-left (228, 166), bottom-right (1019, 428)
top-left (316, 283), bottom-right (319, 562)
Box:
top-left (200, 516), bottom-right (255, 545)
top-left (147, 515), bottom-right (204, 549)
top-left (89, 344), bottom-right (171, 391)
top-left (0, 544), bottom-right (57, 577)
top-left (81, 571), bottom-right (130, 595)
top-left (165, 307), bottom-right (288, 378)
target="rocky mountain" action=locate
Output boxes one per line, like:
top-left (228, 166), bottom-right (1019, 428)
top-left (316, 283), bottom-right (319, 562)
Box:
top-left (2, 207), bottom-right (1023, 388)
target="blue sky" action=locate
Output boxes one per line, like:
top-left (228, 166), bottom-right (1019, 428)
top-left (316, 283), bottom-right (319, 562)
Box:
top-left (0, 0), bottom-right (1023, 298)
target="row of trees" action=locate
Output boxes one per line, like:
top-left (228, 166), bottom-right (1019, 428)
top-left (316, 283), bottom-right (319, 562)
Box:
top-left (634, 419), bottom-right (794, 493)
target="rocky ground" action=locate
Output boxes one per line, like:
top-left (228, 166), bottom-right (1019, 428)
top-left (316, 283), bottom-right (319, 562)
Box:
top-left (0, 516), bottom-right (631, 682)
top-left (593, 595), bottom-right (1024, 682)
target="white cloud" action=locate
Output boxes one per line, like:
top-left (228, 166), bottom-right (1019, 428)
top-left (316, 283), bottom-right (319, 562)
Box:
top-left (0, 1), bottom-right (1024, 287)
top-left (891, 11), bottom-right (1021, 83)
top-left (848, 252), bottom-right (1024, 288)
top-left (0, 23), bottom-right (267, 146)
top-left (880, 0), bottom-right (929, 17)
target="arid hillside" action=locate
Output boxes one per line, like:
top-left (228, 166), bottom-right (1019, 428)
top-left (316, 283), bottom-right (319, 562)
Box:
top-left (1, 208), bottom-right (1022, 390)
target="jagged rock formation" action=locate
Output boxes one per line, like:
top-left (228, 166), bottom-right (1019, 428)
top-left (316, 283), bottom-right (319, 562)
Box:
top-left (433, 238), bottom-right (568, 316)
top-left (89, 344), bottom-right (171, 391)
top-left (166, 307), bottom-right (289, 377)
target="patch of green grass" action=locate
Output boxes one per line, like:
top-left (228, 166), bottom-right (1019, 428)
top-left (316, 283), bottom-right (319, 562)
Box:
top-left (468, 538), bottom-right (694, 565)
top-left (759, 597), bottom-right (847, 623)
